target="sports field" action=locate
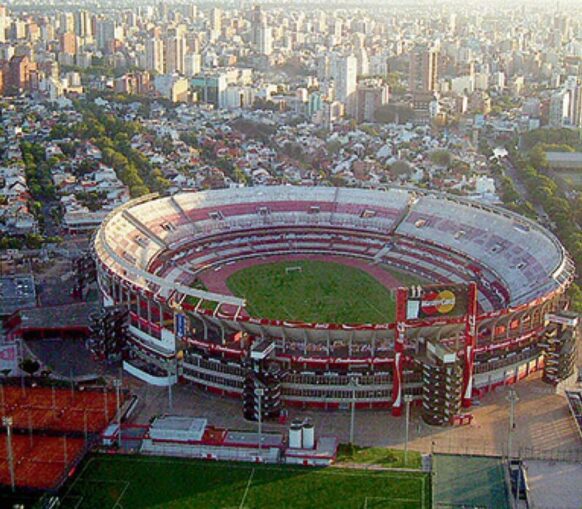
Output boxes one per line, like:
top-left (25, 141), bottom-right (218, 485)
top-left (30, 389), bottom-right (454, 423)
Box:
top-left (433, 454), bottom-right (510, 509)
top-left (60, 454), bottom-right (430, 509)
top-left (226, 260), bottom-right (396, 323)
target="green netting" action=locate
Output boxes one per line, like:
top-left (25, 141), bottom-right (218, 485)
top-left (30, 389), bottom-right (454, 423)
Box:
top-left (433, 454), bottom-right (510, 509)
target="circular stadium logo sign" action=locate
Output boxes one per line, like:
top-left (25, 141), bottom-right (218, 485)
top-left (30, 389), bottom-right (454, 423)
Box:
top-left (421, 290), bottom-right (456, 315)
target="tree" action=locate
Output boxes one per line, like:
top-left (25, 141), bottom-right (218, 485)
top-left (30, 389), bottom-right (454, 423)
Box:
top-left (20, 358), bottom-right (40, 376)
top-left (130, 185), bottom-right (150, 197)
top-left (430, 150), bottom-right (452, 167)
top-left (568, 283), bottom-right (582, 313)
top-left (390, 160), bottom-right (412, 177)
top-left (326, 141), bottom-right (342, 155)
top-left (25, 233), bottom-right (44, 249)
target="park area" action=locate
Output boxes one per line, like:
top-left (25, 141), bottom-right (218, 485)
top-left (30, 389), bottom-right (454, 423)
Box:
top-left (226, 259), bottom-right (398, 324)
top-left (60, 454), bottom-right (431, 508)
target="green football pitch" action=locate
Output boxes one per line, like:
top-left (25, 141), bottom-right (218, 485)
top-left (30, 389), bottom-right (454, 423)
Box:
top-left (60, 454), bottom-right (430, 509)
top-left (226, 260), bottom-right (397, 323)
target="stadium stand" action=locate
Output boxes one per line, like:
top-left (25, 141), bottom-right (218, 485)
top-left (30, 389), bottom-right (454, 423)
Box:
top-left (92, 186), bottom-right (575, 418)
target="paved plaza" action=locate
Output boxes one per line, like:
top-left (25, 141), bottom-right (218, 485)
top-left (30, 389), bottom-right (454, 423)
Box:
top-left (123, 371), bottom-right (582, 458)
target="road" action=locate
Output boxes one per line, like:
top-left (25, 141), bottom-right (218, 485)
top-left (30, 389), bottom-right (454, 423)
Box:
top-left (501, 158), bottom-right (548, 220)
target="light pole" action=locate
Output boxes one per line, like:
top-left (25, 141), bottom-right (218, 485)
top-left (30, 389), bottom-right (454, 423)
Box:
top-left (167, 359), bottom-right (176, 411)
top-left (3, 416), bottom-right (15, 492)
top-left (506, 388), bottom-right (519, 459)
top-left (255, 388), bottom-right (264, 454)
top-left (113, 379), bottom-right (122, 450)
top-left (349, 376), bottom-right (360, 445)
top-left (404, 394), bottom-right (414, 466)
top-left (103, 387), bottom-right (109, 420)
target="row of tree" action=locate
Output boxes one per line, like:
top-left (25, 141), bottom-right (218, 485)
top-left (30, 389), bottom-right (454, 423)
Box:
top-left (20, 141), bottom-right (57, 200)
top-left (70, 101), bottom-right (171, 197)
top-left (507, 143), bottom-right (582, 312)
top-left (478, 140), bottom-right (537, 219)
top-left (0, 233), bottom-right (62, 250)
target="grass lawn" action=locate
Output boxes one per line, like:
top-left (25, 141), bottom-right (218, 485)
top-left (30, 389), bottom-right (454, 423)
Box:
top-left (335, 444), bottom-right (422, 469)
top-left (182, 279), bottom-right (218, 311)
top-left (182, 295), bottom-right (218, 312)
top-left (226, 260), bottom-right (396, 323)
top-left (60, 454), bottom-right (430, 509)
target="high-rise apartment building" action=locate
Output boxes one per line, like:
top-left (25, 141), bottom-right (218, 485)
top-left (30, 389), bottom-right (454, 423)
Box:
top-left (75, 10), bottom-right (92, 38)
top-left (356, 80), bottom-right (389, 122)
top-left (409, 45), bottom-right (438, 93)
top-left (164, 35), bottom-right (186, 74)
top-left (6, 54), bottom-right (35, 95)
top-left (209, 8), bottom-right (221, 40)
top-left (0, 5), bottom-right (7, 43)
top-left (59, 32), bottom-right (77, 56)
top-left (549, 89), bottom-right (570, 127)
top-left (96, 19), bottom-right (121, 51)
top-left (59, 13), bottom-right (75, 34)
top-left (145, 38), bottom-right (164, 74)
top-left (184, 52), bottom-right (202, 77)
top-left (334, 55), bottom-right (357, 117)
top-left (192, 72), bottom-right (228, 108)
top-left (251, 5), bottom-right (271, 55)
top-left (257, 26), bottom-right (272, 56)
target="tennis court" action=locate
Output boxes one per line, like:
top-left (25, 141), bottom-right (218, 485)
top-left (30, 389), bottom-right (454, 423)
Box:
top-left (0, 434), bottom-right (86, 489)
top-left (0, 385), bottom-right (125, 433)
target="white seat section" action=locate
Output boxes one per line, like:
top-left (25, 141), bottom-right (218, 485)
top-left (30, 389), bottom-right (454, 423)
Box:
top-left (396, 195), bottom-right (569, 306)
top-left (95, 186), bottom-right (573, 311)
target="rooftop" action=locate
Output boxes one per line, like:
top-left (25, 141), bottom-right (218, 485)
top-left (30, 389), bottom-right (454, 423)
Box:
top-left (150, 415), bottom-right (208, 442)
top-left (0, 274), bottom-right (36, 316)
top-left (224, 431), bottom-right (284, 449)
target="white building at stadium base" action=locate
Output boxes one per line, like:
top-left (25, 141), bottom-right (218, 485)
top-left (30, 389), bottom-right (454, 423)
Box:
top-left (93, 186), bottom-right (578, 426)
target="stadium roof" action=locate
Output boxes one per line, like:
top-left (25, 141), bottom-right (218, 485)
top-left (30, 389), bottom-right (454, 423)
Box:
top-left (545, 151), bottom-right (582, 169)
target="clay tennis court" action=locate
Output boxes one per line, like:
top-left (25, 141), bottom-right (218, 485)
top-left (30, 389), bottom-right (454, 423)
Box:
top-left (0, 385), bottom-right (124, 433)
top-left (0, 434), bottom-right (86, 489)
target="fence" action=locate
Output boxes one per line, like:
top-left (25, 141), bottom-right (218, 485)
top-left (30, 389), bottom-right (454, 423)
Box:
top-left (0, 384), bottom-right (127, 435)
top-left (430, 437), bottom-right (582, 463)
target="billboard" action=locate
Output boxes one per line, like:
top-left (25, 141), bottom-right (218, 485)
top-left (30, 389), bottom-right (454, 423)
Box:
top-left (0, 344), bottom-right (18, 375)
top-left (406, 284), bottom-right (468, 320)
top-left (175, 313), bottom-right (187, 338)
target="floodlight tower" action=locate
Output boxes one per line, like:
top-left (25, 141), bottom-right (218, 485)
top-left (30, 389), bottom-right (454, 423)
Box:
top-left (3, 416), bottom-right (15, 492)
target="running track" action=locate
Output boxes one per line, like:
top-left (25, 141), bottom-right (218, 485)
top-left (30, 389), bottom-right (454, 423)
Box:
top-left (198, 254), bottom-right (403, 298)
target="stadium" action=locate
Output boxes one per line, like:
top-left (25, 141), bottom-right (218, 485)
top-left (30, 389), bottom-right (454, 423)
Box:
top-left (93, 186), bottom-right (577, 425)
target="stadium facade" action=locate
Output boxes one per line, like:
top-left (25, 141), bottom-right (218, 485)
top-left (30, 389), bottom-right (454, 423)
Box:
top-left (93, 186), bottom-right (578, 425)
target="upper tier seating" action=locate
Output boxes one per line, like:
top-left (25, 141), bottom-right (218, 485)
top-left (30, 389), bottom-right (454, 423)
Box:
top-left (96, 187), bottom-right (571, 308)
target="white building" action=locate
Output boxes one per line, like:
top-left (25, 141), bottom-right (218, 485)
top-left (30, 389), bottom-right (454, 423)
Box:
top-left (451, 75), bottom-right (475, 95)
top-left (549, 90), bottom-right (571, 127)
top-left (184, 52), bottom-right (201, 77)
top-left (257, 26), bottom-right (272, 56)
top-left (334, 55), bottom-right (357, 117)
